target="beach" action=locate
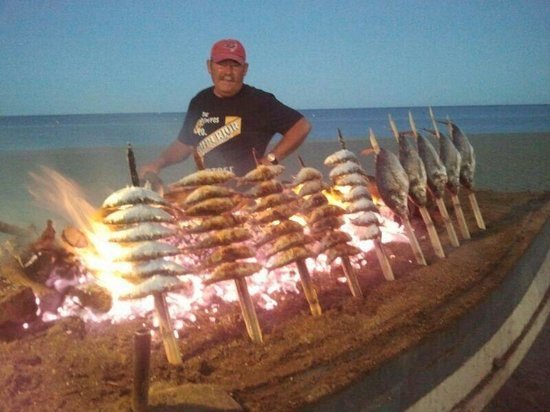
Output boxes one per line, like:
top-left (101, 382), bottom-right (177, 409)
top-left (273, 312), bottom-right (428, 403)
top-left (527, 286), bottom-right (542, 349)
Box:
top-left (0, 132), bottom-right (549, 410)
top-left (1, 132), bottom-right (549, 234)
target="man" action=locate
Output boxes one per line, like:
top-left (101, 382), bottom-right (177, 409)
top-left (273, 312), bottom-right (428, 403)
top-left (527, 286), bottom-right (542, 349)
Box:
top-left (140, 39), bottom-right (311, 178)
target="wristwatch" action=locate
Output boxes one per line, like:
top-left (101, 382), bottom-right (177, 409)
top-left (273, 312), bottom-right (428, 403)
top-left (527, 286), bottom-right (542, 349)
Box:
top-left (266, 153), bottom-right (279, 165)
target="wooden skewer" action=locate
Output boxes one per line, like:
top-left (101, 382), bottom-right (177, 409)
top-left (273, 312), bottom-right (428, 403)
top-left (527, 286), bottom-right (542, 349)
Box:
top-left (435, 197), bottom-right (460, 247)
top-left (234, 277), bottom-right (264, 344)
top-left (402, 215), bottom-right (427, 265)
top-left (132, 327), bottom-right (151, 412)
top-left (295, 258), bottom-right (322, 316)
top-left (468, 190), bottom-right (486, 230)
top-left (340, 255), bottom-right (364, 298)
top-left (418, 205), bottom-right (446, 258)
top-left (373, 239), bottom-right (395, 280)
top-left (451, 193), bottom-right (471, 239)
top-left (153, 293), bottom-right (183, 365)
top-left (127, 144), bottom-right (182, 365)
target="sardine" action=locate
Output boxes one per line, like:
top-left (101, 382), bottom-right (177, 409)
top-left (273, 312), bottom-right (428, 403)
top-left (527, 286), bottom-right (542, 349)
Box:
top-left (265, 232), bottom-right (311, 258)
top-left (103, 204), bottom-right (174, 225)
top-left (328, 161), bottom-right (364, 180)
top-left (253, 179), bottom-right (284, 197)
top-left (119, 275), bottom-right (186, 300)
top-left (324, 149), bottom-right (358, 166)
top-left (102, 186), bottom-right (167, 208)
top-left (267, 245), bottom-right (311, 270)
top-left (253, 192), bottom-right (298, 213)
top-left (184, 197), bottom-right (238, 216)
top-left (183, 214), bottom-right (245, 234)
top-left (113, 241), bottom-right (181, 262)
top-left (293, 167), bottom-right (324, 186)
top-left (201, 244), bottom-right (256, 269)
top-left (307, 204), bottom-right (346, 225)
top-left (204, 261), bottom-right (262, 285)
top-left (333, 173), bottom-right (369, 187)
top-left (347, 198), bottom-right (378, 214)
top-left (190, 227), bottom-right (251, 249)
top-left (107, 222), bottom-right (176, 242)
top-left (324, 243), bottom-right (362, 263)
top-left (343, 186), bottom-right (372, 202)
top-left (257, 220), bottom-right (304, 246)
top-left (174, 169), bottom-right (235, 187)
top-left (181, 185), bottom-right (236, 206)
top-left (298, 180), bottom-right (329, 197)
top-left (241, 165), bottom-right (285, 183)
top-left (114, 258), bottom-right (187, 280)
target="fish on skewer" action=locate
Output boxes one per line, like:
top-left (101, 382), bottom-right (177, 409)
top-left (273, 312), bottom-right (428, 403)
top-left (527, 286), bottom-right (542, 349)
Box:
top-left (177, 162), bottom-right (264, 344)
top-left (443, 117), bottom-right (486, 230)
top-left (409, 112), bottom-right (460, 248)
top-left (293, 161), bottom-right (364, 298)
top-left (325, 131), bottom-right (395, 281)
top-left (369, 129), bottom-right (427, 266)
top-left (99, 183), bottom-right (185, 366)
top-left (244, 162), bottom-right (322, 316)
top-left (388, 114), bottom-right (445, 259)
top-left (426, 107), bottom-right (471, 239)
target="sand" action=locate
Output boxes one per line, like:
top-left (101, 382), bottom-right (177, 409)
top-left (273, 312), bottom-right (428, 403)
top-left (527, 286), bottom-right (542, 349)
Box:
top-left (0, 132), bottom-right (549, 411)
top-left (0, 190), bottom-right (548, 411)
top-left (1, 133), bottom-right (549, 234)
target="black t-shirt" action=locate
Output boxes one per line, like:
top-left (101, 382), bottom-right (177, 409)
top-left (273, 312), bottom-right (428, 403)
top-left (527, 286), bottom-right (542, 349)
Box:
top-left (177, 84), bottom-right (303, 176)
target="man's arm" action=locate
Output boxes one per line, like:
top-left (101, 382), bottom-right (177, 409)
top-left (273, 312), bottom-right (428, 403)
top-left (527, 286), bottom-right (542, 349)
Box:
top-left (139, 139), bottom-right (194, 177)
top-left (260, 117), bottom-right (312, 164)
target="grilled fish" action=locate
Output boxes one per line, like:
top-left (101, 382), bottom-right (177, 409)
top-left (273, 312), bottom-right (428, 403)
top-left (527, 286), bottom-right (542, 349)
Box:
top-left (389, 115), bottom-right (428, 206)
top-left (174, 169), bottom-right (235, 187)
top-left (102, 186), bottom-right (167, 208)
top-left (370, 130), bottom-right (410, 217)
top-left (324, 149), bottom-right (358, 166)
top-left (445, 120), bottom-right (476, 190)
top-left (103, 204), bottom-right (174, 225)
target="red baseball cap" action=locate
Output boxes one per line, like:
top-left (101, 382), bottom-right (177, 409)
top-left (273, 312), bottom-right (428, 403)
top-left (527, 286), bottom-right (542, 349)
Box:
top-left (210, 39), bottom-right (246, 65)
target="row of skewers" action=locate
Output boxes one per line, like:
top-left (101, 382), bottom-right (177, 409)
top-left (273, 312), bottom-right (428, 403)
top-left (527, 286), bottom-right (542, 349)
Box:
top-left (88, 108), bottom-right (485, 364)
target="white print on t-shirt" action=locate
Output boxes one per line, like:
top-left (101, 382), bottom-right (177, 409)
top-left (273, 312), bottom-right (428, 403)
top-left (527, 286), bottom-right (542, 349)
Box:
top-left (196, 116), bottom-right (242, 158)
top-left (193, 112), bottom-right (220, 137)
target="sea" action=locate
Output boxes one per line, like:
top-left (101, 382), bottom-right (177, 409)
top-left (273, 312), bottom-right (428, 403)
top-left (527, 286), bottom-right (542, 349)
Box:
top-left (1, 104), bottom-right (549, 152)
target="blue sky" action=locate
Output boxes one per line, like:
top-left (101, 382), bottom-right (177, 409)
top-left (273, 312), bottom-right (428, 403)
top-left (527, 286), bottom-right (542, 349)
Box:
top-left (1, 0), bottom-right (549, 116)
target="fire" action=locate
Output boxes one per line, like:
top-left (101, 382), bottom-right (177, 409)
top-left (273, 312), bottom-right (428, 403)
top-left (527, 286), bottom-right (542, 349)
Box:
top-left (28, 167), bottom-right (404, 329)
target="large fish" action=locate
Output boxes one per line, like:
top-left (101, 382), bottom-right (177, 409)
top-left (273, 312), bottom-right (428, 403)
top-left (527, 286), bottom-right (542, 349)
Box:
top-left (388, 114), bottom-right (428, 206)
top-left (369, 130), bottom-right (409, 218)
top-left (369, 129), bottom-right (426, 266)
top-left (409, 113), bottom-right (447, 199)
top-left (445, 119), bottom-right (476, 190)
top-left (410, 112), bottom-right (460, 247)
top-left (425, 109), bottom-right (462, 195)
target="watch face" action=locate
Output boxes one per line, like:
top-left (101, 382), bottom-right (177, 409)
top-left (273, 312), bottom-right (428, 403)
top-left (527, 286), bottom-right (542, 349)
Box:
top-left (267, 153), bottom-right (278, 164)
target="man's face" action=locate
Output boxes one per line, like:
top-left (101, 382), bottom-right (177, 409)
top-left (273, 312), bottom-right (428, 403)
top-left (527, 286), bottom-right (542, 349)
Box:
top-left (208, 59), bottom-right (248, 98)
